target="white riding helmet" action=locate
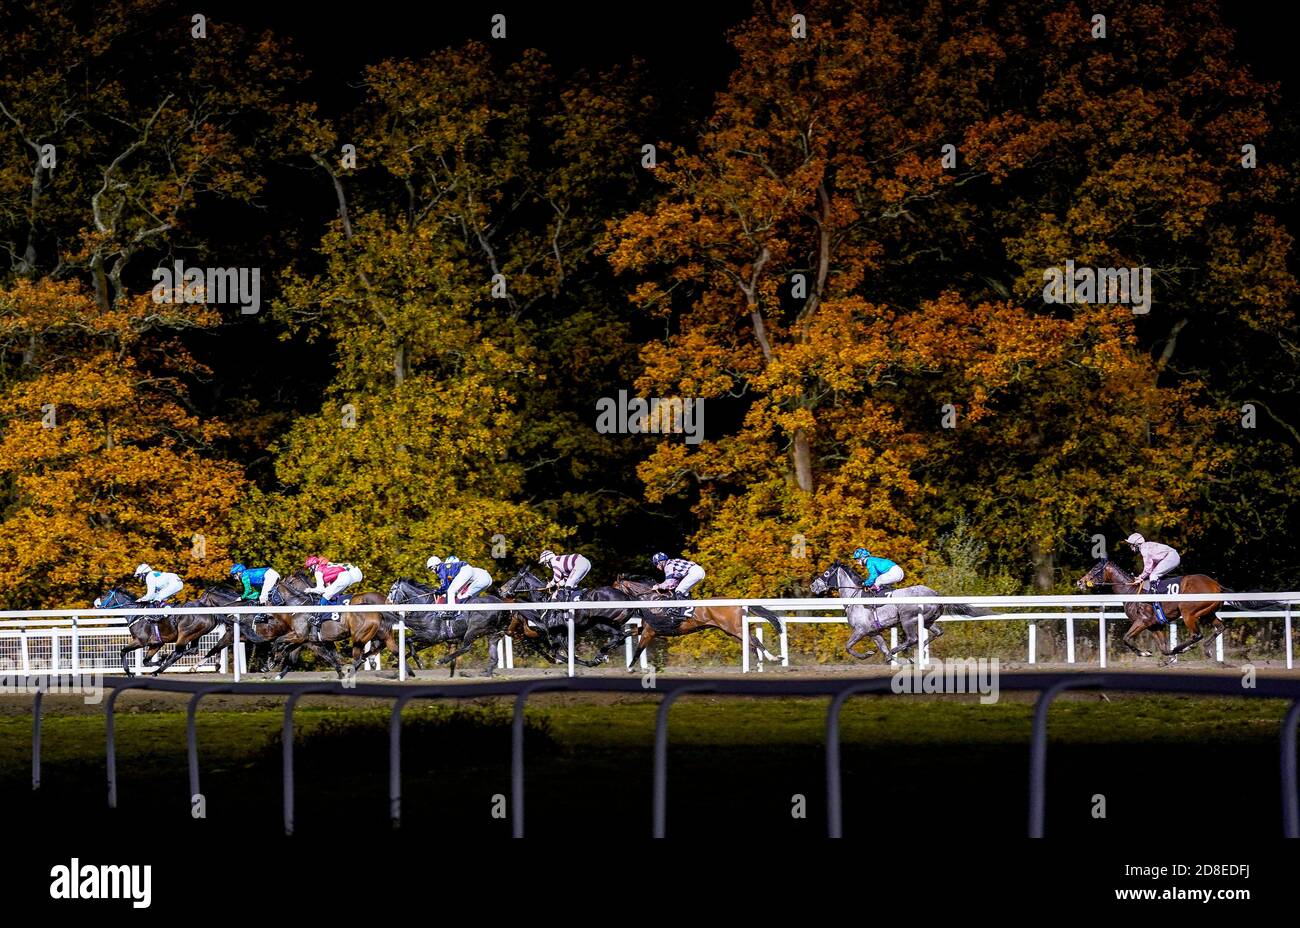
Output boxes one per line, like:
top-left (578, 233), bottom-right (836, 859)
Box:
top-left (538, 549), bottom-right (556, 565)
top-left (445, 555), bottom-right (460, 564)
top-left (93, 597), bottom-right (103, 609)
top-left (426, 556), bottom-right (442, 570)
top-left (134, 563), bottom-right (151, 578)
top-left (1126, 533), bottom-right (1145, 546)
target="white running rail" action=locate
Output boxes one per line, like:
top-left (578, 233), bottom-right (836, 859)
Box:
top-left (0, 592), bottom-right (1294, 678)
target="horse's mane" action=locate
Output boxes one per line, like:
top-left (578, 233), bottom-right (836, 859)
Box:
top-left (618, 574), bottom-right (658, 586)
top-left (1098, 558), bottom-right (1135, 582)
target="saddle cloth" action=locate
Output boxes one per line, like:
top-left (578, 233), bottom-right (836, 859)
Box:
top-left (1147, 576), bottom-right (1183, 595)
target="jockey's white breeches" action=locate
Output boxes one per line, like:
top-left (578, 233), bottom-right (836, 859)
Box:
top-left (874, 565), bottom-right (905, 588)
top-left (674, 564), bottom-right (706, 595)
top-left (447, 566), bottom-right (492, 603)
top-left (320, 566), bottom-right (363, 601)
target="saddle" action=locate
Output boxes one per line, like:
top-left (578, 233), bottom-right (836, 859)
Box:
top-left (1146, 576), bottom-right (1183, 596)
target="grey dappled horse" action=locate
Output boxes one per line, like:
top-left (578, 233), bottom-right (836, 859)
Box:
top-left (809, 561), bottom-right (987, 662)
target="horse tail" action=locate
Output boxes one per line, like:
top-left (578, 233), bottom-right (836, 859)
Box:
top-left (1220, 588), bottom-right (1290, 611)
top-left (943, 602), bottom-right (993, 617)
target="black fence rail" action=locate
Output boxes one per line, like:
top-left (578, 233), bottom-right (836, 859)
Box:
top-left (21, 672), bottom-right (1300, 837)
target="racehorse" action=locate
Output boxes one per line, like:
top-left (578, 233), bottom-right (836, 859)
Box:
top-left (808, 562), bottom-right (988, 662)
top-left (497, 567), bottom-right (640, 668)
top-left (270, 571), bottom-right (399, 678)
top-left (150, 585), bottom-right (244, 673)
top-left (1074, 559), bottom-right (1282, 664)
top-left (99, 588), bottom-right (181, 676)
top-left (610, 576), bottom-right (784, 670)
top-left (387, 577), bottom-right (511, 677)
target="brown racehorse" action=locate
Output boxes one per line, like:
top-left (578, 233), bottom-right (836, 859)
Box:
top-left (611, 576), bottom-right (784, 669)
top-left (1075, 559), bottom-right (1237, 664)
top-left (273, 591), bottom-right (402, 678)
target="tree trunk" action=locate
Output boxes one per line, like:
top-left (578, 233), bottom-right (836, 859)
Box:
top-left (792, 427), bottom-right (813, 493)
top-left (1028, 541), bottom-right (1055, 592)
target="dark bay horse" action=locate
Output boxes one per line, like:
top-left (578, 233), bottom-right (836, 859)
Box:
top-left (150, 585), bottom-right (243, 673)
top-left (1074, 558), bottom-right (1279, 664)
top-left (610, 576), bottom-right (784, 670)
top-left (497, 567), bottom-right (640, 668)
top-left (387, 577), bottom-right (511, 677)
top-left (99, 588), bottom-right (181, 676)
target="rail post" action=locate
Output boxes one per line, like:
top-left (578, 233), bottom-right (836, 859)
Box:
top-left (567, 612), bottom-right (575, 678)
top-left (71, 615), bottom-right (80, 675)
top-left (741, 610), bottom-right (750, 673)
top-left (889, 627), bottom-right (898, 667)
top-left (1098, 607), bottom-right (1106, 669)
top-left (1065, 614), bottom-right (1075, 664)
top-left (916, 609), bottom-right (928, 667)
top-left (1286, 604), bottom-right (1294, 671)
top-left (1028, 623), bottom-right (1036, 664)
top-left (232, 618), bottom-right (241, 683)
top-left (397, 621), bottom-right (406, 682)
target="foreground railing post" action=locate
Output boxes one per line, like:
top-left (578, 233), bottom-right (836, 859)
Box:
top-left (653, 684), bottom-right (709, 838)
top-left (512, 682), bottom-right (541, 838)
top-left (186, 685), bottom-right (230, 814)
top-left (283, 684), bottom-right (337, 836)
top-left (1029, 679), bottom-right (1084, 837)
top-left (1028, 624), bottom-right (1036, 664)
top-left (388, 691), bottom-right (422, 829)
top-left (1065, 614), bottom-right (1075, 663)
top-left (31, 686), bottom-right (42, 790)
top-left (1098, 607), bottom-right (1107, 669)
top-left (1282, 699), bottom-right (1300, 838)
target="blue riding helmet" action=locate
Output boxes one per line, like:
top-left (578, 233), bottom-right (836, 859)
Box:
top-left (651, 552), bottom-right (668, 565)
top-left (229, 563), bottom-right (246, 577)
top-left (852, 547), bottom-right (871, 560)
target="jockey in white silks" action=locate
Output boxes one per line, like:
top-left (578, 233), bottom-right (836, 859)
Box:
top-left (135, 564), bottom-right (183, 603)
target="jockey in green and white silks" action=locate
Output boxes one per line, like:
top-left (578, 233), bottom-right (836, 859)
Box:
top-left (851, 548), bottom-right (904, 593)
top-left (229, 563), bottom-right (279, 604)
top-left (134, 564), bottom-right (183, 604)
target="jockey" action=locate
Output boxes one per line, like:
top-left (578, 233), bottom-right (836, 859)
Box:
top-left (135, 564), bottom-right (183, 604)
top-left (134, 563), bottom-right (183, 645)
top-left (538, 549), bottom-right (591, 599)
top-left (851, 547), bottom-right (904, 593)
top-left (1126, 534), bottom-right (1181, 590)
top-left (304, 555), bottom-right (363, 604)
top-left (445, 558), bottom-right (493, 604)
top-left (430, 555), bottom-right (463, 597)
top-left (650, 552), bottom-right (706, 599)
top-left (230, 563), bottom-right (279, 604)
